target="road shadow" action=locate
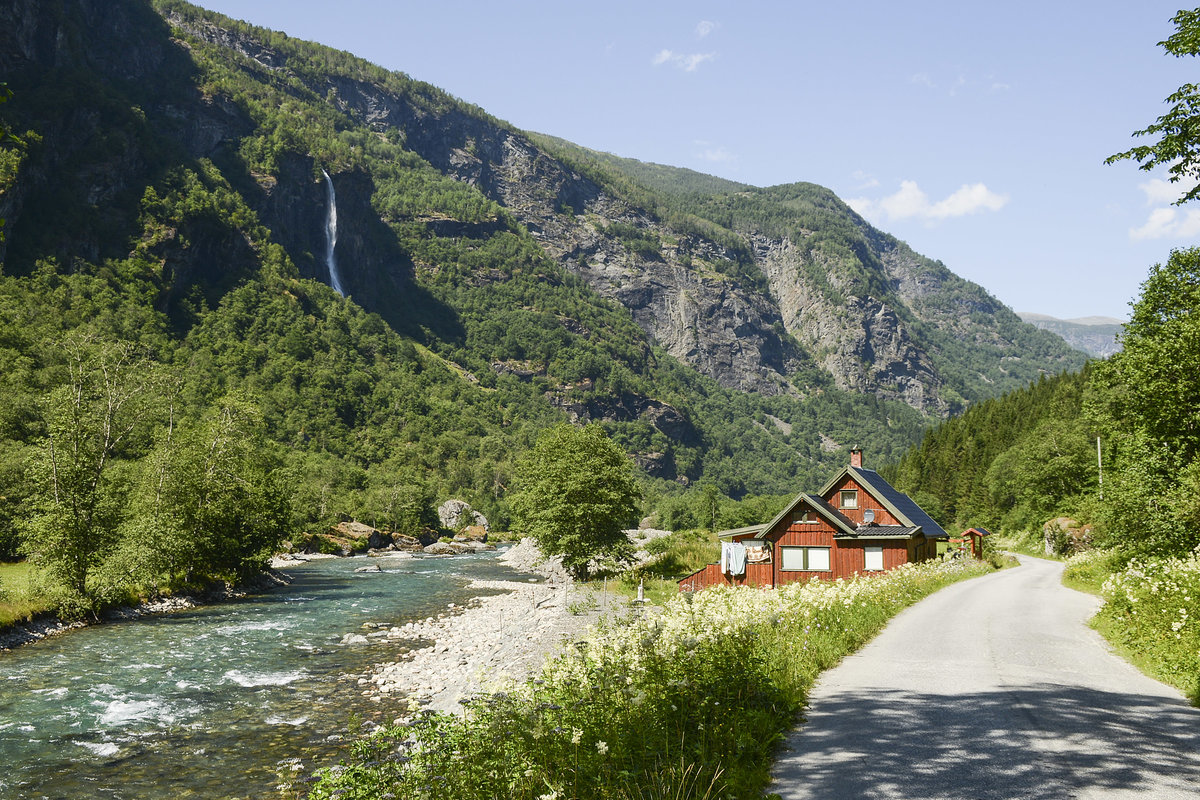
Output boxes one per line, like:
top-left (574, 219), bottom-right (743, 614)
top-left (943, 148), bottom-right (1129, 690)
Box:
top-left (772, 683), bottom-right (1200, 799)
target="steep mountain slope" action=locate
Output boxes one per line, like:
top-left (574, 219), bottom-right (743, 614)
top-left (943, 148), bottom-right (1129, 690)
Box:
top-left (0, 0), bottom-right (1086, 534)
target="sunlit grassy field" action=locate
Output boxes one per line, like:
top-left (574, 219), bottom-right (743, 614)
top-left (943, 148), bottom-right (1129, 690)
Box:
top-left (0, 561), bottom-right (47, 628)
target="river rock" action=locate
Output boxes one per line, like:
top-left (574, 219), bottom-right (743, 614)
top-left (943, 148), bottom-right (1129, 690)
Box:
top-left (332, 521), bottom-right (393, 550)
top-left (437, 499), bottom-right (489, 532)
top-left (391, 533), bottom-right (424, 551)
top-left (458, 525), bottom-right (489, 542)
top-left (355, 564), bottom-right (382, 573)
top-left (424, 541), bottom-right (469, 555)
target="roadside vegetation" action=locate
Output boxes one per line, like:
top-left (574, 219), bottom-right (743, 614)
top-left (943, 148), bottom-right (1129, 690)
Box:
top-left (296, 556), bottom-right (992, 800)
top-left (1095, 551), bottom-right (1200, 703)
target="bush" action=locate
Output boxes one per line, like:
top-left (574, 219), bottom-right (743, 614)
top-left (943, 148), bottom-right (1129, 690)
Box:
top-left (1098, 549), bottom-right (1200, 701)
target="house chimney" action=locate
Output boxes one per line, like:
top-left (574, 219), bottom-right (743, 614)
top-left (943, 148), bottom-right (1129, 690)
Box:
top-left (850, 447), bottom-right (863, 468)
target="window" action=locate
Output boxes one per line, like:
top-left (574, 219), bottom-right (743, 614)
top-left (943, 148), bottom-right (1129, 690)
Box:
top-left (839, 490), bottom-right (858, 509)
top-left (797, 510), bottom-right (819, 524)
top-left (864, 546), bottom-right (884, 571)
top-left (781, 546), bottom-right (832, 571)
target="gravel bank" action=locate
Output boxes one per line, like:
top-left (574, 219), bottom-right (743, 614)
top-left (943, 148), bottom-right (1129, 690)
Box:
top-left (352, 564), bottom-right (629, 716)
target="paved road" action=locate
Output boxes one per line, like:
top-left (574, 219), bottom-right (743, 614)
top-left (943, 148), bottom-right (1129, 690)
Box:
top-left (769, 555), bottom-right (1200, 799)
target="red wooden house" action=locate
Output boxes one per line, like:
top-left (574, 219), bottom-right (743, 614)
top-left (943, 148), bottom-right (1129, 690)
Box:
top-left (679, 448), bottom-right (949, 591)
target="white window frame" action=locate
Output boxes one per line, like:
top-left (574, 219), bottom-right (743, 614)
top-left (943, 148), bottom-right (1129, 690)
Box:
top-left (839, 490), bottom-right (858, 509)
top-left (780, 546), bottom-right (832, 572)
top-left (864, 546), bottom-right (884, 571)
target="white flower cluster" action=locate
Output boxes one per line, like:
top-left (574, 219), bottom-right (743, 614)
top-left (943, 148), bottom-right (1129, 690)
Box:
top-left (1102, 547), bottom-right (1200, 619)
top-left (536, 556), bottom-right (986, 691)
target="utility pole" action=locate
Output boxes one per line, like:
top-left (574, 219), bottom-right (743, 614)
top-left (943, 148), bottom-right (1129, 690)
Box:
top-left (1097, 436), bottom-right (1103, 501)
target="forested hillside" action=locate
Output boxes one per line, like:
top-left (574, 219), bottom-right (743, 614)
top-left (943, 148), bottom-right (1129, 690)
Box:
top-left (887, 247), bottom-right (1200, 562)
top-left (0, 0), bottom-right (1086, 612)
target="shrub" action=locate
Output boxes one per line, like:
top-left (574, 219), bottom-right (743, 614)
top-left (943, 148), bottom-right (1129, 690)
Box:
top-left (1098, 549), bottom-right (1200, 701)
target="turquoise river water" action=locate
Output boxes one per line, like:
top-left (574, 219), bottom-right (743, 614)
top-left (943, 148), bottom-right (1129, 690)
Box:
top-left (0, 552), bottom-right (536, 799)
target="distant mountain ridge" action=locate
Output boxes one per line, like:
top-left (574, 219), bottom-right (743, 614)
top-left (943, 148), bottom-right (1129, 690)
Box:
top-left (1017, 313), bottom-right (1124, 358)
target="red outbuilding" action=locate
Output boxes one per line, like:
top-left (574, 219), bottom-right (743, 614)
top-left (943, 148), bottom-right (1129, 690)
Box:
top-left (679, 448), bottom-right (949, 591)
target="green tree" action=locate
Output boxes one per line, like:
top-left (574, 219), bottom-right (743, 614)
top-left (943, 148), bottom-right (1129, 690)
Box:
top-left (24, 336), bottom-right (160, 615)
top-left (1107, 9), bottom-right (1200, 203)
top-left (509, 424), bottom-right (640, 579)
top-left (1091, 248), bottom-right (1200, 461)
top-left (124, 395), bottom-right (292, 585)
top-left (1087, 248), bottom-right (1200, 557)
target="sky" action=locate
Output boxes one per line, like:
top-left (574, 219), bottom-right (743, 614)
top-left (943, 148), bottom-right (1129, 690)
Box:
top-left (194, 0), bottom-right (1200, 320)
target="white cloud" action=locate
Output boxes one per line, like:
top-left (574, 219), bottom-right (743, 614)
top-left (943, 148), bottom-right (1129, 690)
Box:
top-left (1139, 177), bottom-right (1191, 206)
top-left (851, 170), bottom-right (879, 190)
top-left (1130, 206), bottom-right (1200, 240)
top-left (696, 20), bottom-right (718, 38)
top-left (652, 49), bottom-right (716, 72)
top-left (849, 180), bottom-right (1009, 224)
top-left (910, 72), bottom-right (935, 88)
top-left (694, 142), bottom-right (735, 163)
top-left (1127, 175), bottom-right (1200, 239)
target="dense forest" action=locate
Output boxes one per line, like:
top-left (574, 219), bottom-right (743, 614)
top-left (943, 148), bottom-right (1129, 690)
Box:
top-left (886, 249), bottom-right (1199, 562)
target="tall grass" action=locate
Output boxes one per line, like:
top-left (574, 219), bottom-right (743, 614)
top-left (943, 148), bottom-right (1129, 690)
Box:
top-left (298, 557), bottom-right (991, 800)
top-left (1097, 548), bottom-right (1200, 703)
top-left (0, 561), bottom-right (48, 628)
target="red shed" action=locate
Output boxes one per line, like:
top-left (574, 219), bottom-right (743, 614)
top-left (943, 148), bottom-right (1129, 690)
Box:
top-left (960, 527), bottom-right (991, 559)
top-left (679, 448), bottom-right (949, 591)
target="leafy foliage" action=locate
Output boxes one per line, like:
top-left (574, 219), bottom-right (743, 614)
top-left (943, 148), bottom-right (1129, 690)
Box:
top-left (510, 425), bottom-right (641, 578)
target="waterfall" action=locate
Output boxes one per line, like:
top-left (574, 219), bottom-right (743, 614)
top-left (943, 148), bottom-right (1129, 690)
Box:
top-left (322, 169), bottom-right (345, 296)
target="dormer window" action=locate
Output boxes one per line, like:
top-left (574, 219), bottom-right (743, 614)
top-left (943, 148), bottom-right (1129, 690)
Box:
top-left (839, 490), bottom-right (858, 509)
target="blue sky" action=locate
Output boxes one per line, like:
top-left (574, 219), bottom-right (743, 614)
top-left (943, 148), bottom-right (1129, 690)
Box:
top-left (195, 1), bottom-right (1199, 320)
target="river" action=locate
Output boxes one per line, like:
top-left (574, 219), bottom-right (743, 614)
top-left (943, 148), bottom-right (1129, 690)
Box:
top-left (0, 551), bottom-right (537, 799)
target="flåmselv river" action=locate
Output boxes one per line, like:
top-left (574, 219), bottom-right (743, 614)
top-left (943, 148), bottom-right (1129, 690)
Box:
top-left (0, 551), bottom-right (538, 799)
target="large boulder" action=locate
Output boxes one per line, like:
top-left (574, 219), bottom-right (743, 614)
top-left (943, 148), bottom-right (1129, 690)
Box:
top-left (1043, 517), bottom-right (1094, 556)
top-left (437, 499), bottom-right (489, 532)
top-left (424, 540), bottom-right (473, 555)
top-left (391, 533), bottom-right (424, 552)
top-left (457, 525), bottom-right (488, 543)
top-left (332, 521), bottom-right (393, 551)
top-left (303, 521), bottom-right (392, 555)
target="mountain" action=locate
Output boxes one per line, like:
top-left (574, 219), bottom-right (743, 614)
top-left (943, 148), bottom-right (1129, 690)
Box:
top-left (1017, 313), bottom-right (1124, 358)
top-left (0, 0), bottom-right (1086, 536)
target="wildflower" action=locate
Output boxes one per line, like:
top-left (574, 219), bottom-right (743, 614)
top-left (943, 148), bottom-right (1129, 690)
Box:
top-left (570, 728), bottom-right (582, 745)
top-left (596, 740), bottom-right (608, 755)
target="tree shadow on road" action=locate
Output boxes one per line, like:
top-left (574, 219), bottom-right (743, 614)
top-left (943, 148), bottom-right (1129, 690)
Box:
top-left (771, 683), bottom-right (1200, 799)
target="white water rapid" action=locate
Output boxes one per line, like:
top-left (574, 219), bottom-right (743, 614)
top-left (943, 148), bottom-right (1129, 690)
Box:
top-left (322, 169), bottom-right (345, 296)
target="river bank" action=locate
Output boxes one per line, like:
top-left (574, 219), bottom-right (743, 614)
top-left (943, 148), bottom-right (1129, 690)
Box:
top-left (348, 540), bottom-right (623, 716)
top-left (0, 569), bottom-right (293, 652)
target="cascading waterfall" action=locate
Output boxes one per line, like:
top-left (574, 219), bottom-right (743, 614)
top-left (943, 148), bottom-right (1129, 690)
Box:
top-left (322, 169), bottom-right (345, 296)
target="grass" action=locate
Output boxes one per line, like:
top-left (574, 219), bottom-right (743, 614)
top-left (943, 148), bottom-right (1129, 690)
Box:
top-left (0, 561), bottom-right (49, 628)
top-left (1060, 549), bottom-right (1119, 596)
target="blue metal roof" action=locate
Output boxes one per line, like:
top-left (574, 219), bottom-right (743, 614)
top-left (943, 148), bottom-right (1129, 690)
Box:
top-left (849, 467), bottom-right (949, 540)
